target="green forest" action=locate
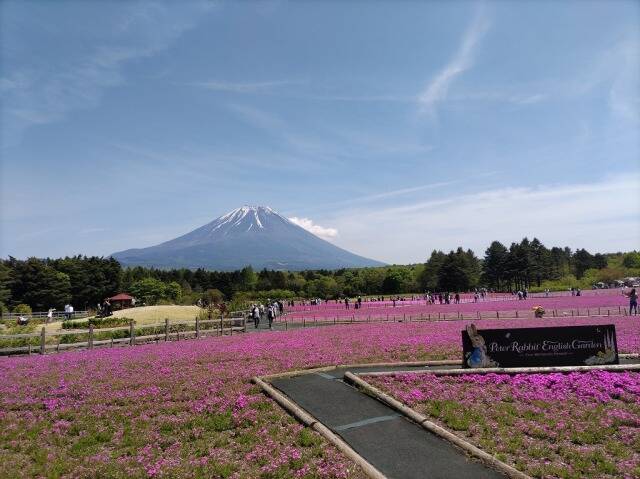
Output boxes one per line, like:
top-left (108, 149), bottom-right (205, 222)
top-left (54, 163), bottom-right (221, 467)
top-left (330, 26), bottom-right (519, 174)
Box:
top-left (1, 237), bottom-right (638, 312)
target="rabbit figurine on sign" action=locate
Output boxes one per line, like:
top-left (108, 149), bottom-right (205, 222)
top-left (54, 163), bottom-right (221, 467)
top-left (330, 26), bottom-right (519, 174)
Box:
top-left (465, 324), bottom-right (498, 368)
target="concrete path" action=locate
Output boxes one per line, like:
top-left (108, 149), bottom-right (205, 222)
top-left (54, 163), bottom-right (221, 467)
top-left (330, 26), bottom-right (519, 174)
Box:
top-left (272, 358), bottom-right (640, 477)
top-left (271, 364), bottom-right (505, 479)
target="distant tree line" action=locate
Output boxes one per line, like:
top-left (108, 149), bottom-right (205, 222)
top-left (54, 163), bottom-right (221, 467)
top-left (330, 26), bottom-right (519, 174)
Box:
top-left (1, 241), bottom-right (638, 312)
top-left (414, 239), bottom-right (607, 293)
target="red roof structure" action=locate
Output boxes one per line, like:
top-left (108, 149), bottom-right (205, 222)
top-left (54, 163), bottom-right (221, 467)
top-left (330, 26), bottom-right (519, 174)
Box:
top-left (109, 293), bottom-right (134, 301)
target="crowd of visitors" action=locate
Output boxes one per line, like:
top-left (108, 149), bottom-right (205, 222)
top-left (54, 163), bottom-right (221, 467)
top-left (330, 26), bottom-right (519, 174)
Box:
top-left (251, 300), bottom-right (284, 329)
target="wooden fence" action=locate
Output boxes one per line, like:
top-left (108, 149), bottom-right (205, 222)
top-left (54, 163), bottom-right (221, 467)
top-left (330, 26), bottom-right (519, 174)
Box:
top-left (278, 305), bottom-right (634, 327)
top-left (0, 315), bottom-right (247, 356)
top-left (0, 310), bottom-right (90, 321)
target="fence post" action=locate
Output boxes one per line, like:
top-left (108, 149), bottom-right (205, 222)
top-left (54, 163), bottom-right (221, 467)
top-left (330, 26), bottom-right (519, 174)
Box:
top-left (196, 315), bottom-right (200, 338)
top-left (515, 311), bottom-right (518, 318)
top-left (496, 311), bottom-right (499, 318)
top-left (40, 327), bottom-right (46, 355)
top-left (244, 317), bottom-right (247, 333)
top-left (165, 318), bottom-right (169, 341)
top-left (129, 320), bottom-right (135, 346)
top-left (220, 315), bottom-right (223, 336)
top-left (88, 325), bottom-right (94, 349)
top-left (619, 306), bottom-right (621, 314)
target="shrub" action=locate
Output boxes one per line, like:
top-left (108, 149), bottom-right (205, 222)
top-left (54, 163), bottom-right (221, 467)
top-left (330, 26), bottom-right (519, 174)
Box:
top-left (62, 317), bottom-right (132, 330)
top-left (13, 304), bottom-right (32, 315)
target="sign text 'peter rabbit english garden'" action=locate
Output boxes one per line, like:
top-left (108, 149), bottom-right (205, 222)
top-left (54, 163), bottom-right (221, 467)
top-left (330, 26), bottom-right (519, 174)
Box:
top-left (462, 324), bottom-right (619, 368)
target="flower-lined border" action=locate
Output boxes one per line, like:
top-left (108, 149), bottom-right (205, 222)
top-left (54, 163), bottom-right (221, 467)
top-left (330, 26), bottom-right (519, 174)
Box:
top-left (345, 361), bottom-right (640, 479)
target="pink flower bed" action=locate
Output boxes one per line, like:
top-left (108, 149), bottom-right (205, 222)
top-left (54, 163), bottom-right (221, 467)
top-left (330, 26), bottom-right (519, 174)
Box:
top-left (0, 316), bottom-right (637, 478)
top-left (369, 370), bottom-right (640, 478)
top-left (283, 293), bottom-right (628, 322)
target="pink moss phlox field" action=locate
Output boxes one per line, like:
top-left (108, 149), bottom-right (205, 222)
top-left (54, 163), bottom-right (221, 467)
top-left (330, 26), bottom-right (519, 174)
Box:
top-left (370, 370), bottom-right (640, 478)
top-left (0, 314), bottom-right (638, 477)
top-left (284, 291), bottom-right (628, 322)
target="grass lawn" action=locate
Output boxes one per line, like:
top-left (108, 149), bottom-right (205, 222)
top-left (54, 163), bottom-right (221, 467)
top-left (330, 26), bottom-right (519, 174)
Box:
top-left (33, 305), bottom-right (205, 333)
top-left (110, 305), bottom-right (203, 325)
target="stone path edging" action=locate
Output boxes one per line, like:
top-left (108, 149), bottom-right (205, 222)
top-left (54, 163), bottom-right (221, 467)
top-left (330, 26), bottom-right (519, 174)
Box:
top-left (343, 372), bottom-right (532, 479)
top-left (259, 359), bottom-right (460, 381)
top-left (251, 376), bottom-right (387, 479)
top-left (356, 363), bottom-right (640, 378)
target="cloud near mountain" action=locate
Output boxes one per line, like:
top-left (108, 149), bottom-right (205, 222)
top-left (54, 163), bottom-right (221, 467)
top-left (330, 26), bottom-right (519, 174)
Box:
top-left (287, 217), bottom-right (338, 241)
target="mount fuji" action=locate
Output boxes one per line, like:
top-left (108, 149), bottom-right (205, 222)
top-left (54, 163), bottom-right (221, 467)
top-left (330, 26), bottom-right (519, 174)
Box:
top-left (111, 206), bottom-right (385, 271)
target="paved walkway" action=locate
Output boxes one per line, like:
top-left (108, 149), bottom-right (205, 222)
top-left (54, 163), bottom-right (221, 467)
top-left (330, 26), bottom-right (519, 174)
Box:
top-left (271, 364), bottom-right (505, 479)
top-left (272, 357), bottom-right (640, 477)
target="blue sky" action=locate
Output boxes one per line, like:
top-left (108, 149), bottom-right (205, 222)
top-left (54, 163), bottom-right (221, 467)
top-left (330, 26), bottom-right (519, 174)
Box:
top-left (1, 0), bottom-right (639, 264)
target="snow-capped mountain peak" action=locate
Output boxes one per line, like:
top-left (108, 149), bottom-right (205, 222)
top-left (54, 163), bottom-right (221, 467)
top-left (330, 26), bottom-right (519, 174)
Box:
top-left (112, 205), bottom-right (384, 271)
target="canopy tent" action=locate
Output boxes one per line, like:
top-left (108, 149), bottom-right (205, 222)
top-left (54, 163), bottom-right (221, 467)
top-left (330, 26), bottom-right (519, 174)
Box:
top-left (108, 293), bottom-right (135, 309)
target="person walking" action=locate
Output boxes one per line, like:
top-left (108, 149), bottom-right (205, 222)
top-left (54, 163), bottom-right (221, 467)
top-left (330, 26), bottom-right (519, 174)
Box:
top-left (47, 308), bottom-right (55, 323)
top-left (627, 288), bottom-right (638, 315)
top-left (267, 306), bottom-right (275, 329)
top-left (252, 305), bottom-right (260, 329)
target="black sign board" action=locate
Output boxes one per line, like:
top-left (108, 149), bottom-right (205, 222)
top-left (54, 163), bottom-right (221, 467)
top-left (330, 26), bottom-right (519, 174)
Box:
top-left (462, 323), bottom-right (618, 368)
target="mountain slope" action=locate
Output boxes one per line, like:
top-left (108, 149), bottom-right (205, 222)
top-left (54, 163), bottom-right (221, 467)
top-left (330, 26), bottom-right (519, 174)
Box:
top-left (111, 206), bottom-right (385, 271)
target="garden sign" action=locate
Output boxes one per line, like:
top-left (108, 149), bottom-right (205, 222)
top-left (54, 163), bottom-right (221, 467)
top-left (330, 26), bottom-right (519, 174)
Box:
top-left (462, 323), bottom-right (618, 368)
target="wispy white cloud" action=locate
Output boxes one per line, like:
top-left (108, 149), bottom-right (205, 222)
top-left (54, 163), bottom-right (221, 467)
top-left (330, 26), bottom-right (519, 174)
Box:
top-left (1, 2), bottom-right (213, 147)
top-left (313, 181), bottom-right (461, 213)
top-left (607, 39), bottom-right (640, 123)
top-left (227, 103), bottom-right (347, 168)
top-left (79, 227), bottom-right (108, 235)
top-left (326, 175), bottom-right (640, 264)
top-left (288, 217), bottom-right (338, 241)
top-left (418, 5), bottom-right (490, 113)
top-left (194, 80), bottom-right (295, 93)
